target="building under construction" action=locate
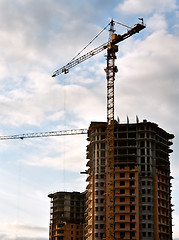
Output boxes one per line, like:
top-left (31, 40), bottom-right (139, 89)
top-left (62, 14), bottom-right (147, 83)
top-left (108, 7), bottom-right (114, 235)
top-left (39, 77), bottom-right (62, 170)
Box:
top-left (48, 191), bottom-right (86, 240)
top-left (85, 120), bottom-right (174, 240)
top-left (48, 119), bottom-right (174, 240)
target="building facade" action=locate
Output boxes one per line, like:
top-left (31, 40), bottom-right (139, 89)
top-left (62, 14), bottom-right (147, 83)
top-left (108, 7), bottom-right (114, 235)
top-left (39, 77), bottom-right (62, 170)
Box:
top-left (48, 191), bottom-right (86, 240)
top-left (85, 120), bottom-right (174, 240)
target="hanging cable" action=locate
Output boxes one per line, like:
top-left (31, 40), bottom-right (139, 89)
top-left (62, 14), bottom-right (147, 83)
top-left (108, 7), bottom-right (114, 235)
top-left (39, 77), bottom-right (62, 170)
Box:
top-left (69, 22), bottom-right (110, 62)
top-left (15, 148), bottom-right (22, 239)
top-left (113, 20), bottom-right (131, 29)
top-left (62, 82), bottom-right (67, 191)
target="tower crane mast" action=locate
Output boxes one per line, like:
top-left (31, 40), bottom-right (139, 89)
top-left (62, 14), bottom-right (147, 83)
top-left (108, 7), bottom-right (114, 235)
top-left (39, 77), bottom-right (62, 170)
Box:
top-left (52, 19), bottom-right (145, 240)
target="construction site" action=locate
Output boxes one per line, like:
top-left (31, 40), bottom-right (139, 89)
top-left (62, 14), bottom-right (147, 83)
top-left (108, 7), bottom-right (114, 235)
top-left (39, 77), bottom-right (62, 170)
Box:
top-left (48, 120), bottom-right (174, 240)
top-left (47, 19), bottom-right (174, 240)
top-left (0, 19), bottom-right (174, 240)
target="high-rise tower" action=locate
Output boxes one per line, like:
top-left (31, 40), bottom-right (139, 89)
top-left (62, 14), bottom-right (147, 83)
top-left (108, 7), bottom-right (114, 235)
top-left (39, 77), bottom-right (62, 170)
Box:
top-left (85, 120), bottom-right (174, 240)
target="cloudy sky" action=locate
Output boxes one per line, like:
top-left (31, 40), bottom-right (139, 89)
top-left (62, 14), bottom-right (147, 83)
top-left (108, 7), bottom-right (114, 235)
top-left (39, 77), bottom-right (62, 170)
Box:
top-left (0, 0), bottom-right (178, 239)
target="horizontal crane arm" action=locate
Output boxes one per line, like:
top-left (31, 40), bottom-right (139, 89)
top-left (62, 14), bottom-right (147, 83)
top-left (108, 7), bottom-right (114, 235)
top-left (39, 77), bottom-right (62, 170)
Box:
top-left (0, 128), bottom-right (88, 140)
top-left (52, 42), bottom-right (108, 77)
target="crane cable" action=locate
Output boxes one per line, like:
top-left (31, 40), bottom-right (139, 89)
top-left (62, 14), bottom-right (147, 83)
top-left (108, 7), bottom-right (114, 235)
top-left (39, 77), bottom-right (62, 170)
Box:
top-left (69, 20), bottom-right (131, 64)
top-left (69, 22), bottom-right (110, 63)
top-left (113, 20), bottom-right (131, 29)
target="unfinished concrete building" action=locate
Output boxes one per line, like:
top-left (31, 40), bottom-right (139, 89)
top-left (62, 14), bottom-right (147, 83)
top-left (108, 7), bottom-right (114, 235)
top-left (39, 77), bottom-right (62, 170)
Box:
top-left (85, 120), bottom-right (174, 240)
top-left (48, 191), bottom-right (86, 240)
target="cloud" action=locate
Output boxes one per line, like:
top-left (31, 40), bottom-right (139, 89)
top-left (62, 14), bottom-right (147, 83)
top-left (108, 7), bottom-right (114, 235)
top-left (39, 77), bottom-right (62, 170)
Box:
top-left (0, 0), bottom-right (108, 77)
top-left (146, 14), bottom-right (168, 32)
top-left (0, 223), bottom-right (48, 240)
top-left (115, 27), bottom-right (179, 131)
top-left (173, 211), bottom-right (179, 239)
top-left (0, 0), bottom-right (110, 129)
top-left (0, 65), bottom-right (107, 128)
top-left (116, 0), bottom-right (177, 14)
top-left (0, 235), bottom-right (47, 240)
top-left (5, 223), bottom-right (46, 232)
top-left (20, 134), bottom-right (87, 172)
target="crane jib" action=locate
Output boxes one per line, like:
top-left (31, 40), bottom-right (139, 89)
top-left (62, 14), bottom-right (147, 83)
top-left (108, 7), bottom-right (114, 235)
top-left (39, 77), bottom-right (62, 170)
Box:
top-left (52, 43), bottom-right (108, 77)
top-left (0, 129), bottom-right (88, 140)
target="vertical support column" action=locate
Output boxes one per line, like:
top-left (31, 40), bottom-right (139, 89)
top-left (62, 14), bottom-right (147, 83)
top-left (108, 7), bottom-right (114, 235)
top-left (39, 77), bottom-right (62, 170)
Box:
top-left (105, 44), bottom-right (118, 240)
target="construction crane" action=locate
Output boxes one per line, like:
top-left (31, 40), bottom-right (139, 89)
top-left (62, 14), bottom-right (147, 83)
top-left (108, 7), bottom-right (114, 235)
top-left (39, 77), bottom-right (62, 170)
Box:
top-left (0, 128), bottom-right (88, 140)
top-left (52, 20), bottom-right (145, 77)
top-left (52, 19), bottom-right (145, 240)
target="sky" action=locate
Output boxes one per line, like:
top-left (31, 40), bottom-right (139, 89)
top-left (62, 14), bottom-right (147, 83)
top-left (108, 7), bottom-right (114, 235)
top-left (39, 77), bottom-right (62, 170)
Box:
top-left (0, 0), bottom-right (178, 239)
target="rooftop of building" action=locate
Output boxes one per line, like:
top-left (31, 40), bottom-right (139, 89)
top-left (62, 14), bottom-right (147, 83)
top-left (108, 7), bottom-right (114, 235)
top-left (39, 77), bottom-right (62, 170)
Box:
top-left (88, 119), bottom-right (174, 139)
top-left (48, 191), bottom-right (84, 198)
